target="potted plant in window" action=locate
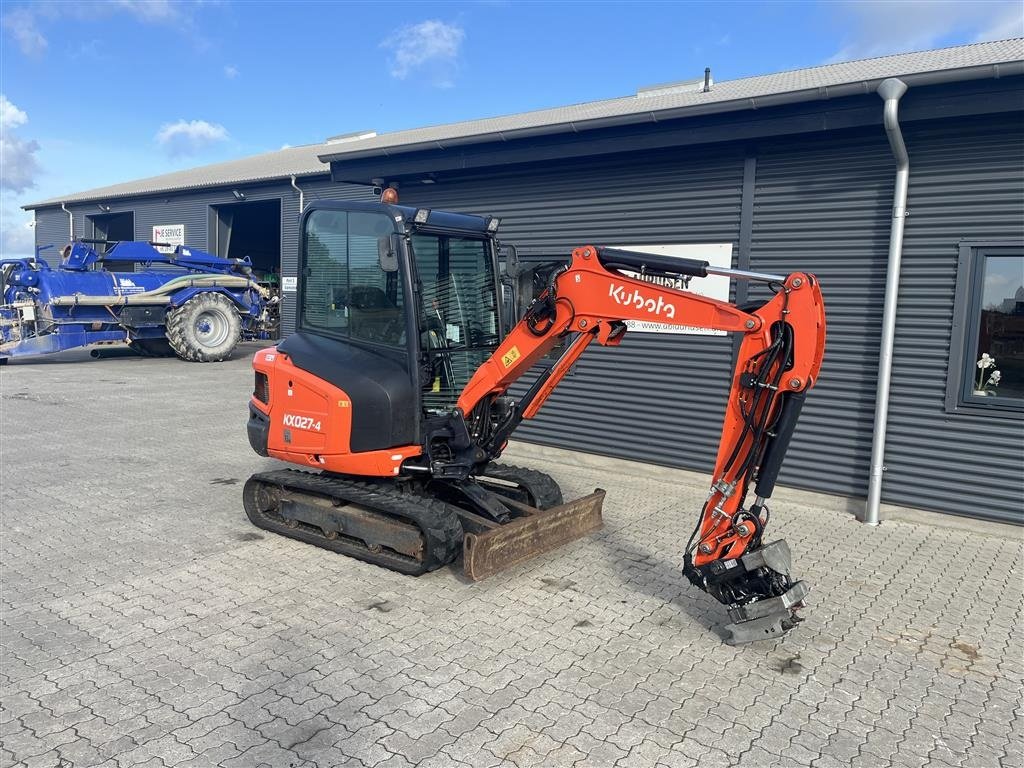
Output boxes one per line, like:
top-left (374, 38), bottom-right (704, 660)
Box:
top-left (974, 353), bottom-right (1002, 396)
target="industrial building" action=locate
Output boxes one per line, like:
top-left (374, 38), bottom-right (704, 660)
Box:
top-left (26, 39), bottom-right (1024, 525)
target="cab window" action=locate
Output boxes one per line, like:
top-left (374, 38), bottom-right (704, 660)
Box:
top-left (301, 210), bottom-right (404, 346)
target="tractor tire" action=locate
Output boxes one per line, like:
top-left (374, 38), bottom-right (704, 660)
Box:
top-left (166, 293), bottom-right (242, 362)
top-left (128, 339), bottom-right (176, 358)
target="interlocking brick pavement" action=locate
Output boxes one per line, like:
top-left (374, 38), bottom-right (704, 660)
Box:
top-left (2, 346), bottom-right (1022, 767)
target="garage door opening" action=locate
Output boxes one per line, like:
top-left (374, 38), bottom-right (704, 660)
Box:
top-left (210, 199), bottom-right (281, 281)
top-left (87, 211), bottom-right (135, 270)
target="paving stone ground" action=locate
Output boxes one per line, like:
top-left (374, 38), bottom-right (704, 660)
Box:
top-left (1, 345), bottom-right (1022, 768)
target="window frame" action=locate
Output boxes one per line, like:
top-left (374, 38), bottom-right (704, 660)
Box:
top-left (946, 240), bottom-right (1024, 418)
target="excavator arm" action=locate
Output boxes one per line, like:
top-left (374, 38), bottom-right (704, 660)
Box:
top-left (455, 245), bottom-right (826, 644)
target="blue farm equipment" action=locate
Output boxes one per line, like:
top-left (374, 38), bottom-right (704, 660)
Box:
top-left (1, 240), bottom-right (278, 362)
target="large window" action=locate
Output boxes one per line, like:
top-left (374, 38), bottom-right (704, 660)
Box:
top-left (301, 210), bottom-right (404, 347)
top-left (948, 243), bottom-right (1024, 415)
top-left (411, 234), bottom-right (499, 410)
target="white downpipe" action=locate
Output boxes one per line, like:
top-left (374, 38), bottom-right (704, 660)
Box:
top-left (61, 202), bottom-right (73, 240)
top-left (866, 78), bottom-right (910, 526)
top-left (290, 175), bottom-right (304, 215)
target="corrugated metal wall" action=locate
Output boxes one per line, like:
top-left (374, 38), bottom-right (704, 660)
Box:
top-left (399, 117), bottom-right (1023, 523)
top-left (746, 113), bottom-right (1024, 522)
top-left (884, 113), bottom-right (1024, 522)
top-left (400, 147), bottom-right (746, 472)
top-left (33, 209), bottom-right (73, 254)
top-left (29, 110), bottom-right (1023, 523)
top-left (748, 130), bottom-right (893, 499)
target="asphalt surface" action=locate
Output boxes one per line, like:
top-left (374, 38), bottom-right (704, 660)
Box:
top-left (1, 345), bottom-right (1022, 768)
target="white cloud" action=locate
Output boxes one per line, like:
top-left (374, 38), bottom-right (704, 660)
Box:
top-left (2, 7), bottom-right (47, 56)
top-left (3, 0), bottom-right (204, 57)
top-left (224, 64), bottom-right (239, 79)
top-left (113, 0), bottom-right (181, 22)
top-left (1, 95), bottom-right (28, 130)
top-left (0, 209), bottom-right (35, 257)
top-left (827, 0), bottom-right (1023, 63)
top-left (0, 95), bottom-right (40, 193)
top-left (155, 119), bottom-right (229, 157)
top-left (0, 134), bottom-right (41, 192)
top-left (382, 20), bottom-right (464, 87)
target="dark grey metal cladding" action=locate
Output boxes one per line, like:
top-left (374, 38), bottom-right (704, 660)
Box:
top-left (748, 129), bottom-right (893, 500)
top-left (33, 209), bottom-right (73, 256)
top-left (400, 147), bottom-right (745, 472)
top-left (748, 114), bottom-right (1024, 523)
top-left (884, 113), bottom-right (1024, 523)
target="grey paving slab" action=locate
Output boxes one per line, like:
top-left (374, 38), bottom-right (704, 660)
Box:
top-left (1, 347), bottom-right (1022, 768)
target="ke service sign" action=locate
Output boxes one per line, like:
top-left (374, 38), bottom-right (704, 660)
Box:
top-left (611, 243), bottom-right (733, 335)
top-left (152, 225), bottom-right (185, 254)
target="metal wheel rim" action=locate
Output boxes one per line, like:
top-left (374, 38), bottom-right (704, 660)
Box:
top-left (194, 309), bottom-right (231, 347)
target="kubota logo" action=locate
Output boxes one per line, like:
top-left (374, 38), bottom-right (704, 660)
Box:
top-left (283, 414), bottom-right (321, 431)
top-left (608, 283), bottom-right (677, 319)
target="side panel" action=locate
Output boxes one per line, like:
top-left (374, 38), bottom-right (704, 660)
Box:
top-left (252, 347), bottom-right (422, 476)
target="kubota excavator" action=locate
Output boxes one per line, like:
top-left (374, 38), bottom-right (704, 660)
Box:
top-left (244, 194), bottom-right (826, 644)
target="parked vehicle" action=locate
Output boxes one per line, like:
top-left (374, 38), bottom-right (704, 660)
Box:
top-left (1, 240), bottom-right (278, 362)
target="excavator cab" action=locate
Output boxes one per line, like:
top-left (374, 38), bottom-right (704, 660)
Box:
top-left (255, 200), bottom-right (507, 454)
top-left (246, 200), bottom-right (602, 581)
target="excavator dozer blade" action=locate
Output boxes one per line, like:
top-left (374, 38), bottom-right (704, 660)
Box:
top-left (462, 489), bottom-right (605, 581)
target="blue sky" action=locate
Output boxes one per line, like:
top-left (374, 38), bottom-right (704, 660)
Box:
top-left (2, 0), bottom-right (1022, 255)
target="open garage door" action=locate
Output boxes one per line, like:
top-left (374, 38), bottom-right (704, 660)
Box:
top-left (210, 199), bottom-right (281, 281)
top-left (87, 211), bottom-right (135, 270)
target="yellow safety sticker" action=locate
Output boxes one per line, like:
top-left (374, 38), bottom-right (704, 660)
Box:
top-left (501, 346), bottom-right (522, 368)
top-left (338, 400), bottom-right (350, 408)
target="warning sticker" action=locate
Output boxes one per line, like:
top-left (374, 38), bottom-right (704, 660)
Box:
top-left (501, 346), bottom-right (522, 369)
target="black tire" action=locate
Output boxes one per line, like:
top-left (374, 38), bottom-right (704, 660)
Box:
top-left (166, 293), bottom-right (242, 362)
top-left (128, 339), bottom-right (175, 357)
top-left (478, 463), bottom-right (564, 509)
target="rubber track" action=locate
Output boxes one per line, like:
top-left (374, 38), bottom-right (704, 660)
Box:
top-left (244, 469), bottom-right (463, 576)
top-left (479, 463), bottom-right (564, 509)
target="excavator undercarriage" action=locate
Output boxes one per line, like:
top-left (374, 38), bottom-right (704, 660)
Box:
top-left (243, 464), bottom-right (605, 581)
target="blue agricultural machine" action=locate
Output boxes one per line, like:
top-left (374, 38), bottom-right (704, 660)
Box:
top-left (0, 240), bottom-right (279, 363)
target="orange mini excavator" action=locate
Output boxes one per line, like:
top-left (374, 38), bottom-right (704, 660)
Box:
top-left (244, 196), bottom-right (826, 644)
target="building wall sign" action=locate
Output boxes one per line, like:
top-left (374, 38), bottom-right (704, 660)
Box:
top-left (152, 225), bottom-right (185, 254)
top-left (611, 243), bottom-right (733, 335)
